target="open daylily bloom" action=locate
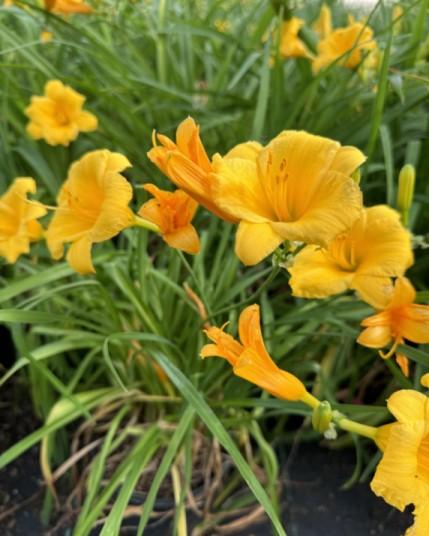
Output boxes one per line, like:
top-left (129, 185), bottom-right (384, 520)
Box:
top-left (147, 117), bottom-right (234, 222)
top-left (201, 304), bottom-right (308, 402)
top-left (358, 277), bottom-right (429, 376)
top-left (25, 80), bottom-right (97, 146)
top-left (210, 130), bottom-right (364, 265)
top-left (44, 0), bottom-right (92, 14)
top-left (288, 205), bottom-right (413, 308)
top-left (138, 184), bottom-right (200, 254)
top-left (312, 3), bottom-right (332, 39)
top-left (0, 178), bottom-right (47, 263)
top-left (45, 150), bottom-right (134, 274)
top-left (313, 22), bottom-right (377, 73)
top-left (372, 390), bottom-right (429, 535)
top-left (279, 18), bottom-right (312, 59)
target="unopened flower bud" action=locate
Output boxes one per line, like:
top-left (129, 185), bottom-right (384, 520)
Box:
top-left (397, 164), bottom-right (416, 226)
top-left (311, 401), bottom-right (333, 434)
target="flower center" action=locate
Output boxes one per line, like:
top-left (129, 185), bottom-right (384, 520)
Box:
top-left (417, 433), bottom-right (429, 485)
top-left (328, 235), bottom-right (357, 271)
top-left (55, 105), bottom-right (71, 127)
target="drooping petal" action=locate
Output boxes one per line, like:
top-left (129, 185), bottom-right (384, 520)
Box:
top-left (164, 224), bottom-right (200, 254)
top-left (288, 245), bottom-right (354, 299)
top-left (357, 325), bottom-right (392, 348)
top-left (66, 236), bottom-right (94, 274)
top-left (235, 221), bottom-right (283, 266)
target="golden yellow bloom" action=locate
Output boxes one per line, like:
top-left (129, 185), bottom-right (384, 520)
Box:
top-left (279, 18), bottom-right (311, 59)
top-left (210, 130), bottom-right (364, 265)
top-left (45, 150), bottom-right (134, 274)
top-left (358, 277), bottom-right (429, 376)
top-left (25, 80), bottom-right (97, 146)
top-left (0, 178), bottom-right (47, 263)
top-left (313, 22), bottom-right (377, 73)
top-left (312, 3), bottom-right (332, 39)
top-left (138, 184), bottom-right (199, 255)
top-left (372, 390), bottom-right (429, 535)
top-left (289, 205), bottom-right (413, 308)
top-left (201, 304), bottom-right (307, 401)
top-left (147, 117), bottom-right (235, 222)
top-left (44, 0), bottom-right (92, 14)
top-left (421, 374), bottom-right (429, 389)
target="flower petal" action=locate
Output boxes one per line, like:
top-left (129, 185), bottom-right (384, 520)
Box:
top-left (76, 110), bottom-right (98, 132)
top-left (211, 154), bottom-right (274, 222)
top-left (387, 390), bottom-right (429, 424)
top-left (288, 245), bottom-right (353, 299)
top-left (224, 141), bottom-right (263, 162)
top-left (235, 221), bottom-right (283, 266)
top-left (164, 224), bottom-right (200, 254)
top-left (357, 325), bottom-right (392, 348)
top-left (238, 304), bottom-right (272, 365)
top-left (351, 275), bottom-right (394, 310)
top-left (66, 237), bottom-right (94, 274)
top-left (397, 305), bottom-right (429, 344)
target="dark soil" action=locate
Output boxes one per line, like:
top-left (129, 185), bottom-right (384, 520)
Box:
top-left (0, 377), bottom-right (412, 535)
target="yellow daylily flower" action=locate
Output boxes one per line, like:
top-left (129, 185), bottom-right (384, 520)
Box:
top-left (45, 150), bottom-right (134, 274)
top-left (44, 0), bottom-right (92, 14)
top-left (138, 184), bottom-right (200, 255)
top-left (210, 130), bottom-right (365, 265)
top-left (421, 374), bottom-right (429, 389)
top-left (313, 22), bottom-right (377, 73)
top-left (358, 277), bottom-right (429, 376)
top-left (312, 3), bottom-right (332, 39)
top-left (25, 80), bottom-right (97, 146)
top-left (288, 205), bottom-right (413, 308)
top-left (201, 304), bottom-right (308, 402)
top-left (372, 390), bottom-right (429, 535)
top-left (147, 117), bottom-right (235, 222)
top-left (0, 178), bottom-right (47, 263)
top-left (279, 17), bottom-right (312, 59)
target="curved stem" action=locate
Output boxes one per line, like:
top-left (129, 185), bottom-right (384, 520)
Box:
top-left (133, 215), bottom-right (161, 234)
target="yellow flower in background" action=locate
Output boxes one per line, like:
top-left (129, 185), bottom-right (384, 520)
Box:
top-left (372, 390), bottom-right (429, 535)
top-left (358, 277), bottom-right (429, 376)
top-left (288, 205), bottom-right (413, 308)
top-left (138, 184), bottom-right (200, 255)
top-left (312, 3), bottom-right (332, 39)
top-left (25, 80), bottom-right (97, 146)
top-left (210, 130), bottom-right (364, 265)
top-left (0, 178), bottom-right (47, 263)
top-left (46, 150), bottom-right (134, 274)
top-left (201, 304), bottom-right (307, 402)
top-left (147, 117), bottom-right (235, 222)
top-left (421, 374), bottom-right (429, 388)
top-left (313, 22), bottom-right (377, 73)
top-left (40, 30), bottom-right (54, 43)
top-left (279, 18), bottom-right (312, 59)
top-left (44, 0), bottom-right (92, 14)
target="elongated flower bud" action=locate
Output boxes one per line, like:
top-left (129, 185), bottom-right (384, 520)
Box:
top-left (396, 164), bottom-right (416, 226)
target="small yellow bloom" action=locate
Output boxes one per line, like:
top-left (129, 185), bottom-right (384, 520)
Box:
top-left (25, 80), bottom-right (97, 146)
top-left (138, 184), bottom-right (200, 255)
top-left (147, 117), bottom-right (235, 222)
top-left (358, 277), bottom-right (429, 376)
top-left (0, 178), bottom-right (47, 263)
top-left (421, 373), bottom-right (429, 389)
top-left (40, 30), bottom-right (54, 43)
top-left (45, 150), bottom-right (134, 274)
top-left (210, 130), bottom-right (365, 265)
top-left (313, 22), bottom-right (377, 73)
top-left (44, 0), bottom-right (92, 14)
top-left (289, 205), bottom-right (413, 308)
top-left (279, 18), bottom-right (311, 59)
top-left (312, 3), bottom-right (332, 39)
top-left (372, 390), bottom-right (429, 535)
top-left (3, 0), bottom-right (14, 6)
top-left (201, 304), bottom-right (307, 401)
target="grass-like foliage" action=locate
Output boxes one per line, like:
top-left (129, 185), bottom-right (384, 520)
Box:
top-left (0, 0), bottom-right (429, 534)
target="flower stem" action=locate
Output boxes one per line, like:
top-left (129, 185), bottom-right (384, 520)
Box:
top-left (133, 215), bottom-right (161, 234)
top-left (336, 417), bottom-right (378, 440)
